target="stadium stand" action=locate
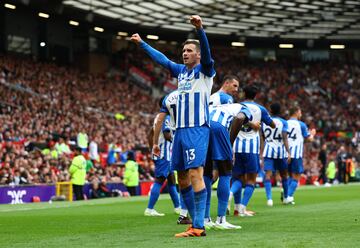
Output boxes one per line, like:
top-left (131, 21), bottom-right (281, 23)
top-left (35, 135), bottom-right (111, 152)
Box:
top-left (1, 49), bottom-right (359, 186)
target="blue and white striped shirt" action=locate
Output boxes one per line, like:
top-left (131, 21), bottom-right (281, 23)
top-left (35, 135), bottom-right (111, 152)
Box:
top-left (140, 28), bottom-right (215, 129)
top-left (209, 103), bottom-right (252, 129)
top-left (262, 117), bottom-right (288, 159)
top-left (234, 102), bottom-right (273, 154)
top-left (209, 91), bottom-right (233, 106)
top-left (160, 90), bottom-right (177, 131)
top-left (287, 118), bottom-right (310, 159)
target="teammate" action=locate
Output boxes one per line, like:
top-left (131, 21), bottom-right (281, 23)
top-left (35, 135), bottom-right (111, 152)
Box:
top-left (153, 91), bottom-right (191, 225)
top-left (144, 97), bottom-right (180, 217)
top-left (132, 15), bottom-right (214, 237)
top-left (209, 75), bottom-right (239, 106)
top-left (229, 84), bottom-right (275, 216)
top-left (203, 103), bottom-right (253, 230)
top-left (286, 106), bottom-right (316, 204)
top-left (261, 103), bottom-right (291, 207)
top-left (203, 74), bottom-right (239, 226)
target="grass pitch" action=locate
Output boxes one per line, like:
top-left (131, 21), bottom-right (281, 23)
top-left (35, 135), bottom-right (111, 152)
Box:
top-left (1, 184), bottom-right (359, 248)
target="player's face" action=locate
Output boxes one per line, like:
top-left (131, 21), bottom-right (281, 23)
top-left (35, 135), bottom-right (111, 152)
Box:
top-left (182, 44), bottom-right (200, 67)
top-left (224, 79), bottom-right (239, 96)
top-left (297, 109), bottom-right (302, 119)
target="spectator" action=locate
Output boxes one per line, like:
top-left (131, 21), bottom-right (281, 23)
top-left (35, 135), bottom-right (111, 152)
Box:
top-left (69, 147), bottom-right (87, 200)
top-left (123, 151), bottom-right (139, 196)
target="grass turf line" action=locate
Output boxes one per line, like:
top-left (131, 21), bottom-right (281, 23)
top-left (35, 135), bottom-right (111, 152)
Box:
top-left (0, 184), bottom-right (359, 248)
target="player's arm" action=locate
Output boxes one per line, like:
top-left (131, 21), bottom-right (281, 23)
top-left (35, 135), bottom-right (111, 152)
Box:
top-left (259, 127), bottom-right (265, 156)
top-left (260, 106), bottom-right (276, 128)
top-left (152, 112), bottom-right (167, 156)
top-left (147, 128), bottom-right (154, 149)
top-left (130, 33), bottom-right (181, 77)
top-left (230, 113), bottom-right (246, 145)
top-left (282, 120), bottom-right (292, 163)
top-left (248, 121), bottom-right (261, 131)
top-left (283, 132), bottom-right (291, 164)
top-left (301, 121), bottom-right (316, 142)
top-left (163, 131), bottom-right (172, 142)
top-left (190, 15), bottom-right (215, 76)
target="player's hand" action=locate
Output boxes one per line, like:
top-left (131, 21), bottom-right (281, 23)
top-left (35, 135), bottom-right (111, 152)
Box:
top-left (130, 33), bottom-right (142, 44)
top-left (190, 15), bottom-right (203, 29)
top-left (249, 121), bottom-right (261, 131)
top-left (152, 144), bottom-right (160, 157)
top-left (287, 154), bottom-right (292, 165)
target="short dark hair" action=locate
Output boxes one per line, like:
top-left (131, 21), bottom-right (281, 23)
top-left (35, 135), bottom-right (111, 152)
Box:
top-left (182, 39), bottom-right (200, 52)
top-left (270, 103), bottom-right (281, 116)
top-left (127, 151), bottom-right (135, 161)
top-left (222, 74), bottom-right (240, 85)
top-left (243, 84), bottom-right (258, 100)
top-left (158, 95), bottom-right (166, 108)
top-left (289, 106), bottom-right (301, 116)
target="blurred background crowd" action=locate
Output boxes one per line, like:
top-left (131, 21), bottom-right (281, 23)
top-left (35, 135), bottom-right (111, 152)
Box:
top-left (1, 45), bottom-right (359, 188)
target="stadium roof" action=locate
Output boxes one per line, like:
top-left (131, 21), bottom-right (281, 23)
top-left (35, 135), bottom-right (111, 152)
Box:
top-left (61, 0), bottom-right (360, 40)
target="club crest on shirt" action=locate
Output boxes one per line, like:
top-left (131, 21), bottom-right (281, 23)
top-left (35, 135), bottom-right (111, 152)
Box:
top-left (178, 70), bottom-right (195, 93)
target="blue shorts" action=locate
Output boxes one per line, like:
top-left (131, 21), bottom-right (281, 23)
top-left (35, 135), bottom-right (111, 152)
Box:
top-left (264, 158), bottom-right (288, 172)
top-left (288, 158), bottom-right (304, 174)
top-left (172, 126), bottom-right (210, 171)
top-left (233, 153), bottom-right (260, 176)
top-left (154, 159), bottom-right (171, 178)
top-left (209, 121), bottom-right (233, 161)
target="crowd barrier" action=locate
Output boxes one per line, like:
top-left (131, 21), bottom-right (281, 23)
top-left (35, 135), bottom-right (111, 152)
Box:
top-left (0, 181), bottom-right (156, 204)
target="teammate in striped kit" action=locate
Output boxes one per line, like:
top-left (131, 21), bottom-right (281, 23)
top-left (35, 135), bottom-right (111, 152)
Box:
top-left (209, 75), bottom-right (239, 106)
top-left (203, 103), bottom-right (252, 230)
top-left (153, 91), bottom-right (192, 225)
top-left (145, 111), bottom-right (180, 217)
top-left (261, 103), bottom-right (291, 207)
top-left (229, 84), bottom-right (275, 217)
top-left (132, 15), bottom-right (214, 237)
top-left (285, 106), bottom-right (316, 204)
top-left (203, 74), bottom-right (239, 226)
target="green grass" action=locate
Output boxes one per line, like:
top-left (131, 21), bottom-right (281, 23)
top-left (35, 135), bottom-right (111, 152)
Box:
top-left (1, 184), bottom-right (359, 248)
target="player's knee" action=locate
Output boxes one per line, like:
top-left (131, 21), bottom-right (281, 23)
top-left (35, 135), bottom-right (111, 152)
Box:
top-left (177, 171), bottom-right (190, 189)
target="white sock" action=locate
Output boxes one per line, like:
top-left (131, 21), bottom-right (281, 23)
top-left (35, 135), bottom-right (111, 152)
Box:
top-left (180, 209), bottom-right (188, 217)
top-left (234, 204), bottom-right (241, 211)
top-left (217, 216), bottom-right (225, 223)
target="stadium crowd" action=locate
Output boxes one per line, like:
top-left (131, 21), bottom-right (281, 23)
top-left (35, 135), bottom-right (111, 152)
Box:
top-left (0, 47), bottom-right (359, 186)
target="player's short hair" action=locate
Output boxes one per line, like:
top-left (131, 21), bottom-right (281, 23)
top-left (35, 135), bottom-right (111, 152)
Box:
top-left (243, 84), bottom-right (258, 99)
top-left (182, 39), bottom-right (200, 52)
top-left (270, 102), bottom-right (281, 115)
top-left (222, 74), bottom-right (240, 85)
top-left (289, 106), bottom-right (301, 116)
top-left (158, 95), bottom-right (166, 108)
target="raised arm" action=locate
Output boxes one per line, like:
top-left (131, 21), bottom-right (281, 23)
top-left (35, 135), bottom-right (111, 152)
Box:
top-left (190, 15), bottom-right (215, 75)
top-left (131, 33), bottom-right (180, 77)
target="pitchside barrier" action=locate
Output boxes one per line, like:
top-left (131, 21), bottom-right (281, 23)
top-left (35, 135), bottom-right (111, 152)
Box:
top-left (0, 182), bottom-right (153, 204)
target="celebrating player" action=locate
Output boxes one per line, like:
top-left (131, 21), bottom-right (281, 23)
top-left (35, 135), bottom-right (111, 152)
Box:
top-left (261, 103), bottom-right (291, 207)
top-left (153, 91), bottom-right (192, 225)
top-left (285, 106), bottom-right (316, 204)
top-left (204, 102), bottom-right (252, 230)
top-left (132, 15), bottom-right (214, 237)
top-left (229, 84), bottom-right (275, 216)
top-left (144, 97), bottom-right (180, 217)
